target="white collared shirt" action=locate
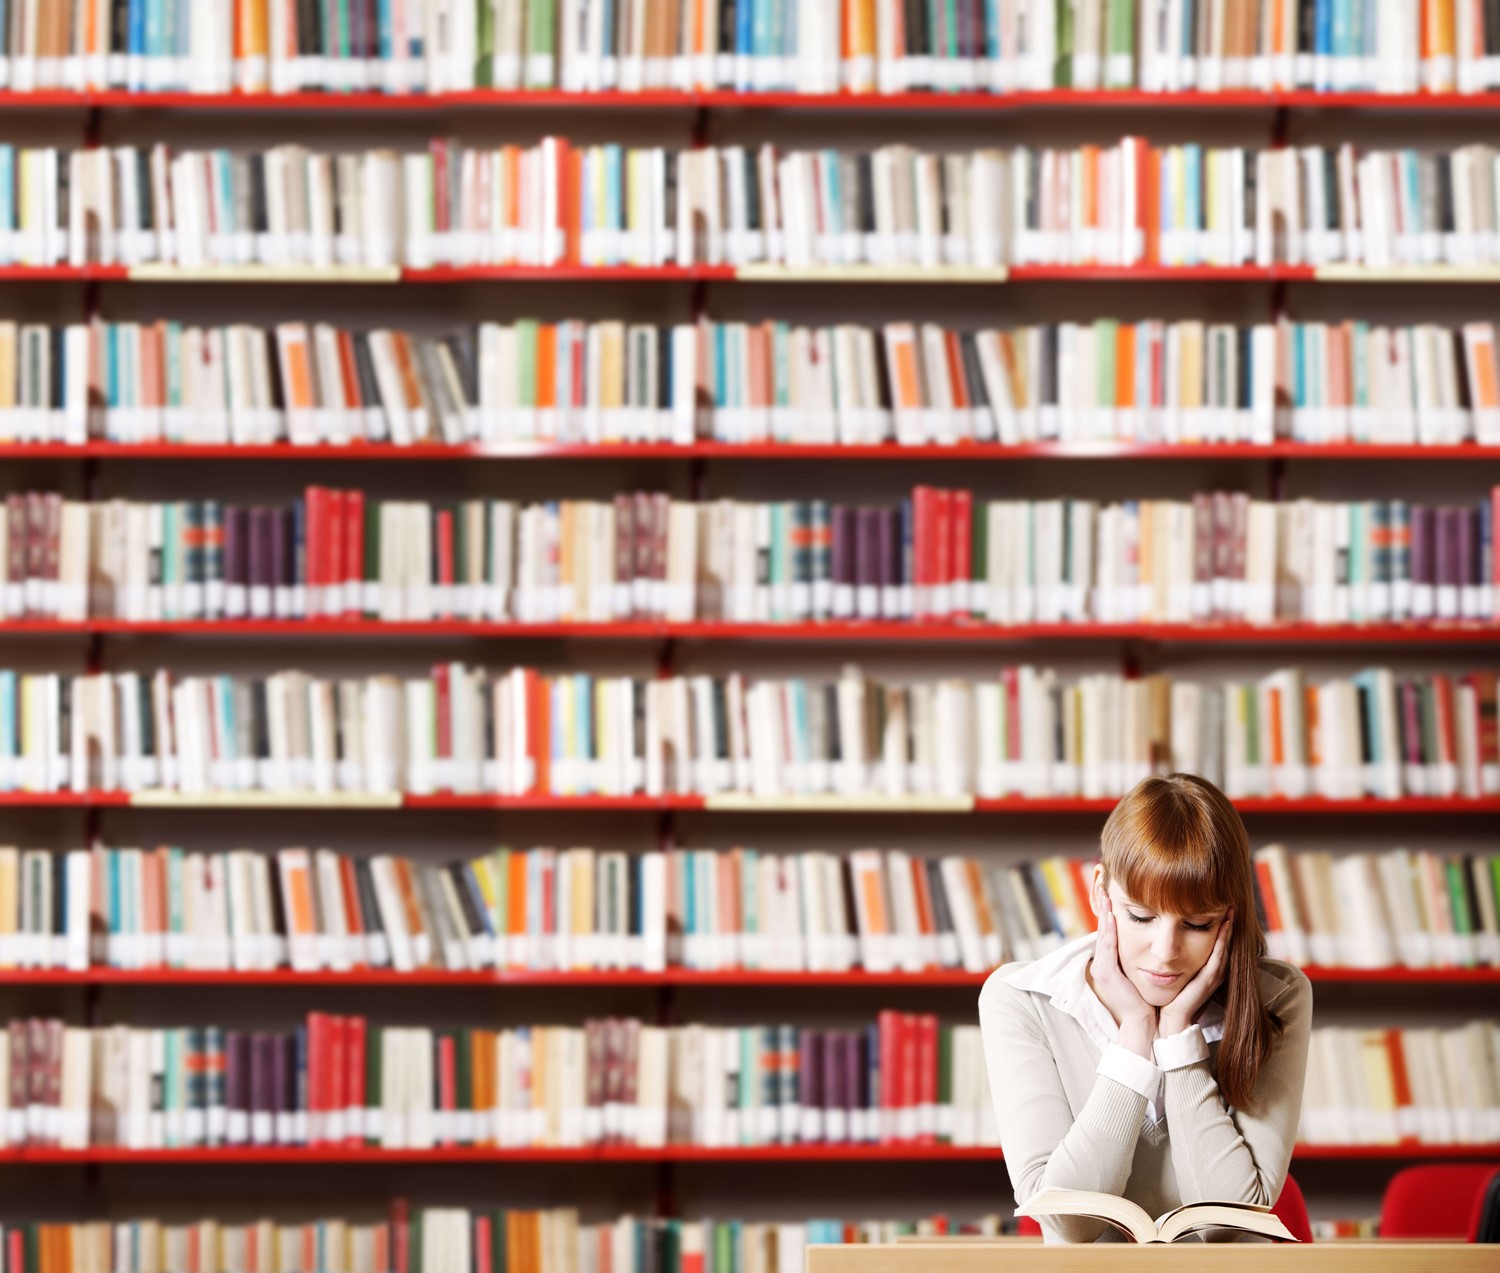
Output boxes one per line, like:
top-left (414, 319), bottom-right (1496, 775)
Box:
top-left (999, 933), bottom-right (1224, 1125)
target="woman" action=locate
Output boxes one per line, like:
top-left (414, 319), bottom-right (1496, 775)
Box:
top-left (979, 772), bottom-right (1312, 1243)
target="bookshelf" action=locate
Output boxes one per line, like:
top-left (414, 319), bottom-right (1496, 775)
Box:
top-left (4, 15), bottom-right (1500, 1255)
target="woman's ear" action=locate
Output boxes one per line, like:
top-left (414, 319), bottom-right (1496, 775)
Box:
top-left (1089, 864), bottom-right (1107, 919)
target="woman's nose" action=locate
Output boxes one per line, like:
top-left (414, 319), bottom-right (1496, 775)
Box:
top-left (1151, 925), bottom-right (1180, 963)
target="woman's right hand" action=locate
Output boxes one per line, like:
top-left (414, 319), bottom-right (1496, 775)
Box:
top-left (1088, 903), bottom-right (1157, 1059)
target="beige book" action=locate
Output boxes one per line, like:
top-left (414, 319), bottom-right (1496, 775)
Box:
top-left (1018, 1186), bottom-right (1295, 1244)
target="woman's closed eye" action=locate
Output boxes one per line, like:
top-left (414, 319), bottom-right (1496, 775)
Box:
top-left (1125, 910), bottom-right (1216, 932)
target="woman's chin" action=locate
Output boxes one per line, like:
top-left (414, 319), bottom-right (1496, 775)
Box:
top-left (1131, 975), bottom-right (1186, 1006)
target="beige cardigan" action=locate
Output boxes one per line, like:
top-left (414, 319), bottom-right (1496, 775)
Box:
top-left (978, 955), bottom-right (1312, 1243)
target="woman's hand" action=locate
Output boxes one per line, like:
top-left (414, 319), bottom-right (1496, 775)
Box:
top-left (1157, 908), bottom-right (1234, 1039)
top-left (1088, 903), bottom-right (1157, 1059)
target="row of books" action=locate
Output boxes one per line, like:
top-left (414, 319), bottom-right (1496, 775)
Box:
top-left (5, 1012), bottom-right (1500, 1152)
top-left (2, 0), bottom-right (1499, 97)
top-left (0, 1208), bottom-right (1009, 1273)
top-left (6, 487), bottom-right (1498, 627)
top-left (2, 664), bottom-right (1498, 802)
top-left (16, 138), bottom-right (1500, 272)
top-left (0, 1012), bottom-right (997, 1150)
top-left (4, 841), bottom-right (1498, 976)
top-left (1253, 845), bottom-right (1500, 970)
top-left (1300, 1021), bottom-right (1500, 1146)
top-left (10, 317), bottom-right (1500, 451)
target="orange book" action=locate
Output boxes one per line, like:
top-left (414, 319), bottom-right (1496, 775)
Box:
top-left (963, 860), bottom-right (997, 943)
top-left (528, 669), bottom-right (551, 793)
top-left (1116, 324), bottom-right (1135, 408)
top-left (943, 331), bottom-right (970, 409)
top-left (278, 326), bottom-right (314, 409)
top-left (391, 858), bottom-right (430, 962)
top-left (338, 854), bottom-right (365, 960)
top-left (390, 333), bottom-right (425, 418)
top-left (1065, 859), bottom-right (1096, 931)
top-left (1144, 148), bottom-right (1162, 264)
top-left (1253, 858), bottom-right (1284, 937)
top-left (507, 851), bottom-right (528, 960)
top-left (1383, 1029), bottom-right (1415, 1132)
top-left (335, 329), bottom-right (363, 412)
top-left (1304, 685), bottom-right (1321, 772)
top-left (1080, 146), bottom-right (1099, 262)
top-left (1267, 685), bottom-right (1285, 769)
top-left (907, 856), bottom-right (936, 959)
top-left (536, 324), bottom-right (557, 416)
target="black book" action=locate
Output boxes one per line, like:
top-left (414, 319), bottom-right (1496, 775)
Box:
top-left (111, 0), bottom-right (129, 56)
top-left (251, 677), bottom-right (271, 765)
top-left (1488, 0), bottom-right (1500, 57)
top-left (446, 862), bottom-right (488, 941)
top-left (51, 852), bottom-right (65, 943)
top-left (1236, 327), bottom-right (1252, 409)
top-left (444, 331), bottom-right (480, 409)
top-left (1436, 153), bottom-right (1455, 237)
top-left (904, 0), bottom-right (928, 66)
top-left (49, 327), bottom-right (64, 411)
top-left (352, 857), bottom-right (386, 952)
top-left (1322, 148), bottom-right (1339, 235)
top-left (249, 153), bottom-right (268, 236)
top-left (136, 149), bottom-right (154, 237)
top-left (870, 319), bottom-right (893, 411)
top-left (958, 330), bottom-right (989, 413)
top-left (1039, 324), bottom-right (1059, 407)
top-left (718, 0), bottom-right (736, 56)
top-left (1296, 0), bottom-right (1316, 61)
top-left (857, 152), bottom-right (876, 235)
top-left (923, 857), bottom-right (955, 954)
top-left (657, 325), bottom-right (672, 411)
top-left (711, 677), bottom-right (729, 765)
top-left (824, 681), bottom-right (841, 764)
top-left (743, 148), bottom-right (761, 232)
top-left (137, 675), bottom-right (155, 766)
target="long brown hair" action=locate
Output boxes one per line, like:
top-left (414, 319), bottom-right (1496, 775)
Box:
top-left (1099, 772), bottom-right (1282, 1112)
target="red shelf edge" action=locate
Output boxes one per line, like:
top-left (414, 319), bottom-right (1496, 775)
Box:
top-left (1, 966), bottom-right (1495, 987)
top-left (2, 619), bottom-right (1495, 644)
top-left (7, 90), bottom-right (1500, 112)
top-left (1, 1142), bottom-right (1496, 1164)
top-left (3, 442), bottom-right (1498, 461)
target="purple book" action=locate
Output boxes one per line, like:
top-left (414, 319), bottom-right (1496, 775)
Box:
top-left (224, 1030), bottom-right (249, 1144)
top-left (250, 1032), bottom-right (275, 1145)
top-left (800, 1030), bottom-right (823, 1138)
top-left (1458, 506), bottom-right (1479, 597)
top-left (880, 508), bottom-right (901, 616)
top-left (1411, 505), bottom-right (1435, 591)
top-left (223, 506), bottom-right (249, 603)
top-left (846, 1029), bottom-right (865, 1139)
top-left (822, 1029), bottom-right (844, 1140)
top-left (831, 505), bottom-right (856, 615)
top-left (1435, 507), bottom-right (1460, 614)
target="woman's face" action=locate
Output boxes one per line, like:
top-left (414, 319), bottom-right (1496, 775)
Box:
top-left (1097, 872), bottom-right (1229, 1008)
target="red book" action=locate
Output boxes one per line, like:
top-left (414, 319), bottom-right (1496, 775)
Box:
top-left (1432, 675), bottom-right (1457, 776)
top-left (1002, 667), bottom-right (1022, 778)
top-left (390, 1199), bottom-right (411, 1273)
top-left (951, 489), bottom-right (972, 619)
top-left (898, 1012), bottom-right (918, 1145)
top-left (916, 1014), bottom-right (937, 1145)
top-left (344, 489), bottom-right (365, 619)
top-left (1254, 859), bottom-right (1284, 940)
top-left (1066, 859), bottom-right (1096, 932)
top-left (932, 489), bottom-right (953, 619)
top-left (431, 140), bottom-right (451, 238)
top-left (877, 1010), bottom-right (899, 1145)
top-left (339, 855), bottom-right (366, 965)
top-left (436, 508), bottom-right (455, 619)
top-left (438, 1033), bottom-right (456, 1146)
top-left (433, 663), bottom-right (453, 788)
top-left (328, 1015), bottom-right (347, 1145)
top-left (301, 487), bottom-right (322, 613)
top-left (912, 486), bottom-right (934, 619)
top-left (476, 1217), bottom-right (494, 1273)
top-left (306, 1011), bottom-right (328, 1146)
top-left (326, 490), bottom-right (346, 620)
top-left (345, 1015), bottom-right (366, 1147)
top-left (908, 856), bottom-right (936, 968)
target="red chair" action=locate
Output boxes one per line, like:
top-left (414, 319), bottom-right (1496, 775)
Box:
top-left (1380, 1164), bottom-right (1500, 1240)
top-left (1272, 1174), bottom-right (1314, 1243)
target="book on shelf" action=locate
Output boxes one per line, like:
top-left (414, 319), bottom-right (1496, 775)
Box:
top-left (0, 1208), bottom-right (1008, 1273)
top-left (7, 138), bottom-right (1500, 278)
top-left (0, 1), bottom-right (1498, 98)
top-left (0, 664), bottom-right (1496, 803)
top-left (0, 1011), bottom-right (996, 1152)
top-left (1016, 1187), bottom-right (1295, 1244)
top-left (4, 484), bottom-right (1498, 626)
top-left (8, 317), bottom-right (1500, 451)
top-left (1301, 1021), bottom-right (1500, 1146)
top-left (0, 844), bottom-right (1113, 975)
top-left (1254, 845), bottom-right (1500, 970)
top-left (4, 841), bottom-right (1497, 978)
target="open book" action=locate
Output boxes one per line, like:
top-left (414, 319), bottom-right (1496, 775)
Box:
top-left (1017, 1187), bottom-right (1298, 1244)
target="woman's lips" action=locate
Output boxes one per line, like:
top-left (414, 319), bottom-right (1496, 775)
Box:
top-left (1141, 969), bottom-right (1181, 985)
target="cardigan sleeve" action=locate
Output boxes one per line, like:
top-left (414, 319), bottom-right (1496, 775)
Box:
top-left (978, 973), bottom-right (1147, 1244)
top-left (1160, 965), bottom-right (1313, 1208)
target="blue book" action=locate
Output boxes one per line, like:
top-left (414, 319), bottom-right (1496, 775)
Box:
top-left (1184, 146), bottom-right (1202, 263)
top-left (144, 0), bottom-right (162, 85)
top-left (127, 0), bottom-right (146, 90)
top-left (0, 145), bottom-right (15, 262)
top-left (377, 0), bottom-right (393, 63)
top-left (737, 0), bottom-right (757, 90)
top-left (0, 671), bottom-right (15, 790)
top-left (1314, 0), bottom-right (1332, 89)
top-left (682, 851), bottom-right (697, 961)
top-left (767, 0), bottom-right (786, 88)
top-left (573, 671), bottom-right (591, 785)
top-left (1330, 0), bottom-right (1349, 84)
top-left (984, 0), bottom-right (1003, 63)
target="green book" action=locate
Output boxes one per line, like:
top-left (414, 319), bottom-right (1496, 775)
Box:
top-left (517, 320), bottom-right (538, 414)
top-left (526, 0), bottom-right (557, 88)
top-left (455, 1029), bottom-right (473, 1135)
top-left (491, 1209), bottom-right (507, 1273)
top-left (409, 1205), bottom-right (424, 1273)
top-left (1418, 681), bottom-right (1439, 786)
top-left (1105, 0), bottom-right (1135, 88)
top-left (453, 501), bottom-right (469, 596)
top-left (1054, 0), bottom-right (1074, 88)
top-left (1097, 320), bottom-right (1118, 419)
top-left (476, 0), bottom-right (494, 88)
top-left (366, 1024), bottom-right (382, 1144)
top-left (936, 1026), bottom-right (953, 1143)
top-left (363, 498), bottom-right (379, 617)
top-left (1445, 857), bottom-right (1474, 955)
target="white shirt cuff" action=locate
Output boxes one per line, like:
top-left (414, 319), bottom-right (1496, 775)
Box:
top-left (1153, 1023), bottom-right (1211, 1070)
top-left (1098, 1041), bottom-right (1161, 1099)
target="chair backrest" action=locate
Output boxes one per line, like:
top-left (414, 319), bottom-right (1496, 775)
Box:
top-left (1381, 1164), bottom-right (1500, 1239)
top-left (1272, 1173), bottom-right (1315, 1243)
top-left (1468, 1167), bottom-right (1500, 1242)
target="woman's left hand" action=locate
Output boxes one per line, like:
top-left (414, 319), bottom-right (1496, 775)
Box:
top-left (1157, 908), bottom-right (1234, 1038)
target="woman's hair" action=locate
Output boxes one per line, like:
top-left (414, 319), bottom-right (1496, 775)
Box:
top-left (1099, 772), bottom-right (1282, 1112)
